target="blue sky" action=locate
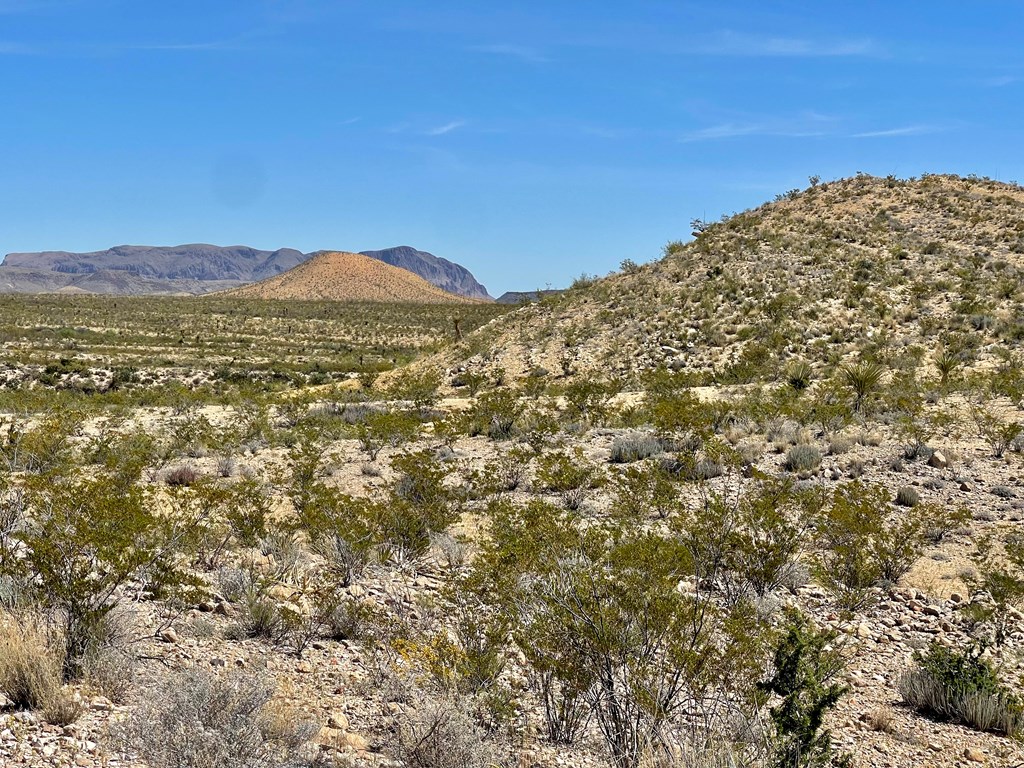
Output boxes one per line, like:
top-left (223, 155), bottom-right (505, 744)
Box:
top-left (1, 1), bottom-right (1022, 294)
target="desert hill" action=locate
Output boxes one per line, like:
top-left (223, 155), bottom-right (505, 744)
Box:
top-left (222, 250), bottom-right (481, 303)
top-left (360, 245), bottom-right (491, 300)
top-left (441, 173), bottom-right (1024, 383)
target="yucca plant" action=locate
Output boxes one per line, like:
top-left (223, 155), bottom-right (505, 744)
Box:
top-left (839, 362), bottom-right (885, 413)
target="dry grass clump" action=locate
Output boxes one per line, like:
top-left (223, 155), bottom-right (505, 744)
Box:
top-left (0, 614), bottom-right (81, 724)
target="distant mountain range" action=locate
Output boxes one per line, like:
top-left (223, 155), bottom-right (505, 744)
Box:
top-left (0, 243), bottom-right (491, 299)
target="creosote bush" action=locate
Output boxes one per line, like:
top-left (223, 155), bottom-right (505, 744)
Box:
top-left (0, 473), bottom-right (204, 679)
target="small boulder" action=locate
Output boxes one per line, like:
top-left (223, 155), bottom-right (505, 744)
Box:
top-left (928, 450), bottom-right (948, 469)
top-left (158, 627), bottom-right (179, 644)
top-left (327, 711), bottom-right (350, 730)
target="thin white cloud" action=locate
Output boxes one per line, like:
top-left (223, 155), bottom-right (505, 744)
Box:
top-left (981, 75), bottom-right (1017, 88)
top-left (852, 125), bottom-right (938, 138)
top-left (696, 31), bottom-right (879, 58)
top-left (682, 122), bottom-right (764, 141)
top-left (426, 120), bottom-right (466, 136)
top-left (470, 43), bottom-right (548, 63)
top-left (681, 112), bottom-right (836, 142)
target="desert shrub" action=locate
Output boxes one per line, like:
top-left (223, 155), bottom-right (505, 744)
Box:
top-left (112, 667), bottom-right (320, 768)
top-left (2, 475), bottom-right (204, 679)
top-left (324, 598), bottom-right (376, 641)
top-left (783, 444), bottom-right (822, 473)
top-left (386, 692), bottom-right (504, 768)
top-left (899, 642), bottom-right (1023, 736)
top-left (0, 414), bottom-right (81, 474)
top-left (468, 447), bottom-right (533, 497)
top-left (609, 432), bottom-right (665, 463)
top-left (535, 448), bottom-right (599, 494)
top-left (82, 642), bottom-right (136, 703)
top-left (758, 609), bottom-right (851, 768)
top-left (466, 389), bottom-right (524, 440)
top-left (895, 486), bottom-right (920, 507)
top-left (166, 464), bottom-right (201, 487)
top-left (383, 451), bottom-right (465, 558)
top-left (387, 367), bottom-right (443, 414)
top-left (813, 482), bottom-right (939, 609)
top-left (356, 409), bottom-right (421, 461)
top-left (963, 532), bottom-right (1024, 646)
top-left (471, 501), bottom-right (766, 768)
top-left (610, 462), bottom-right (679, 520)
top-left (562, 377), bottom-right (622, 426)
top-left (972, 409), bottom-right (1024, 458)
top-left (719, 478), bottom-right (810, 600)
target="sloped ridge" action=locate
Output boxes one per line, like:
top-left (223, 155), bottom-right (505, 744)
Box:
top-left (440, 173), bottom-right (1024, 381)
top-left (360, 246), bottom-right (491, 300)
top-left (222, 251), bottom-right (480, 304)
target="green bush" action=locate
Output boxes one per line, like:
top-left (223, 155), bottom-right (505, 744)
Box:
top-left (466, 389), bottom-right (524, 440)
top-left (813, 481), bottom-right (939, 610)
top-left (355, 409), bottom-right (421, 461)
top-left (899, 642), bottom-right (1023, 736)
top-left (535, 448), bottom-right (599, 494)
top-left (1, 475), bottom-right (204, 679)
top-left (758, 609), bottom-right (851, 768)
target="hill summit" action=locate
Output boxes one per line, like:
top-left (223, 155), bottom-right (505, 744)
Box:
top-left (222, 251), bottom-right (480, 304)
top-left (440, 173), bottom-right (1024, 382)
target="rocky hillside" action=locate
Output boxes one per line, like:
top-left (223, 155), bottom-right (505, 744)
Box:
top-left (360, 246), bottom-right (491, 300)
top-left (222, 250), bottom-right (480, 304)
top-left (443, 173), bottom-right (1024, 383)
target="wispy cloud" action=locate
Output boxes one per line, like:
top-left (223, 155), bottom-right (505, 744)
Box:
top-left (470, 43), bottom-right (548, 63)
top-left (681, 112), bottom-right (836, 142)
top-left (426, 120), bottom-right (466, 136)
top-left (852, 125), bottom-right (939, 138)
top-left (695, 31), bottom-right (879, 58)
top-left (981, 75), bottom-right (1018, 88)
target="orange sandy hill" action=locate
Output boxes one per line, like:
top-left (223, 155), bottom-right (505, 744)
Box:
top-left (222, 251), bottom-right (482, 304)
